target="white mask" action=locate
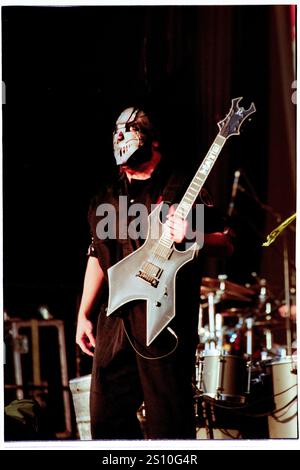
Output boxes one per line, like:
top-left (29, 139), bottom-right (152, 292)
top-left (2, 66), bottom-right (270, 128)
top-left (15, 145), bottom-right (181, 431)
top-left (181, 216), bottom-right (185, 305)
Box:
top-left (113, 107), bottom-right (147, 165)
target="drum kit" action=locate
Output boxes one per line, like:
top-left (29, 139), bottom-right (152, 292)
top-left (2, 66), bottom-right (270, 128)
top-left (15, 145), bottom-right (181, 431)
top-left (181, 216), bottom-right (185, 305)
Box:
top-left (195, 274), bottom-right (298, 438)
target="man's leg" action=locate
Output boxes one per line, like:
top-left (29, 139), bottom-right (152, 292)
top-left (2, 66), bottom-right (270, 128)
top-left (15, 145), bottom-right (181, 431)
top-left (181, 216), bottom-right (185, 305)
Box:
top-left (90, 314), bottom-right (144, 439)
top-left (127, 304), bottom-right (197, 439)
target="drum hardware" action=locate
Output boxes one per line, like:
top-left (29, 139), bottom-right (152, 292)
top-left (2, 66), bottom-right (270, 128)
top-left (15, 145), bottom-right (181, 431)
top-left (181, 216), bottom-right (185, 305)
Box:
top-left (216, 356), bottom-right (227, 399)
top-left (219, 309), bottom-right (246, 354)
top-left (208, 292), bottom-right (216, 349)
top-left (196, 269), bottom-right (296, 432)
top-left (233, 177), bottom-right (296, 359)
top-left (197, 304), bottom-right (204, 337)
top-left (254, 300), bottom-right (278, 323)
top-left (196, 276), bottom-right (296, 440)
top-left (245, 317), bottom-right (253, 358)
top-left (197, 304), bottom-right (212, 346)
top-left (253, 318), bottom-right (287, 328)
top-left (201, 398), bottom-right (214, 439)
top-left (199, 273), bottom-right (254, 351)
top-left (265, 301), bottom-right (272, 317)
top-left (258, 278), bottom-right (268, 303)
top-left (264, 328), bottom-right (273, 354)
top-left (215, 313), bottom-right (223, 351)
top-left (197, 350), bottom-right (248, 404)
top-left (261, 302), bottom-right (274, 354)
top-left (197, 301), bottom-right (216, 350)
top-left (252, 292), bottom-right (295, 361)
top-left (198, 290), bottom-right (219, 350)
top-left (195, 347), bottom-right (204, 391)
top-left (252, 277), bottom-right (274, 310)
top-left (244, 317), bottom-right (254, 395)
top-left (261, 213), bottom-right (296, 357)
top-left (245, 360), bottom-right (254, 396)
top-left (261, 356), bottom-right (298, 438)
top-left (282, 230), bottom-right (292, 358)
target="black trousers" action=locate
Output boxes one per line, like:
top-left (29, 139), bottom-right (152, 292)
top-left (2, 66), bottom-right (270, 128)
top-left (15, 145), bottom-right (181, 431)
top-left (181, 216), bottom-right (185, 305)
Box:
top-left (90, 304), bottom-right (197, 439)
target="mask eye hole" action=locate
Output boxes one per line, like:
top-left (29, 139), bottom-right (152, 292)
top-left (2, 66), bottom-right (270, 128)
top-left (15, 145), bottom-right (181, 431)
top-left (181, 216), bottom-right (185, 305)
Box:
top-left (126, 123), bottom-right (139, 132)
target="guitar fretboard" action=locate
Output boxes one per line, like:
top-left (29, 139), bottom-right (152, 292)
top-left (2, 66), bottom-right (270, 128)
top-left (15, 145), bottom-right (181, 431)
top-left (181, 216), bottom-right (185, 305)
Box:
top-left (158, 134), bottom-right (227, 250)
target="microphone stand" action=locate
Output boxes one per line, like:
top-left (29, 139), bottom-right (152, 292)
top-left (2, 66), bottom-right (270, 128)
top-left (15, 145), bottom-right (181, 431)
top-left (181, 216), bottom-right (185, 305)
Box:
top-left (281, 230), bottom-right (292, 357)
top-left (236, 174), bottom-right (295, 359)
top-left (245, 317), bottom-right (254, 395)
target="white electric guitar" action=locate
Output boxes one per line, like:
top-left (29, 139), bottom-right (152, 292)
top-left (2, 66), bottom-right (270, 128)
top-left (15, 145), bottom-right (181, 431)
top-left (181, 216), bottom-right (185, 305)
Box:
top-left (107, 98), bottom-right (256, 345)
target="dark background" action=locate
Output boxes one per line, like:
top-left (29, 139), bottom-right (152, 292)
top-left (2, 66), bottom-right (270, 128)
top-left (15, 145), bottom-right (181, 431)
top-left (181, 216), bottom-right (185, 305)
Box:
top-left (2, 5), bottom-right (296, 381)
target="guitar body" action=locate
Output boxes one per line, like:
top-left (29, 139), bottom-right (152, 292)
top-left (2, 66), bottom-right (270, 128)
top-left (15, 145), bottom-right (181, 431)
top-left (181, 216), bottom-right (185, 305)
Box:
top-left (107, 203), bottom-right (198, 346)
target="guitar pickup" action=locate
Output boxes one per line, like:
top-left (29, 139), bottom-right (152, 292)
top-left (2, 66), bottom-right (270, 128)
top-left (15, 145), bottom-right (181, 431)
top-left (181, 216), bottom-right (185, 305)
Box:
top-left (136, 271), bottom-right (159, 287)
top-left (141, 262), bottom-right (162, 278)
top-left (136, 262), bottom-right (162, 287)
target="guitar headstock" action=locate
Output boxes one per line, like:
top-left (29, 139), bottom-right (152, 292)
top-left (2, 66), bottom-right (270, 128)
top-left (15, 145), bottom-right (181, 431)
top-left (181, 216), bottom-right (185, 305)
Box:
top-left (217, 97), bottom-right (256, 138)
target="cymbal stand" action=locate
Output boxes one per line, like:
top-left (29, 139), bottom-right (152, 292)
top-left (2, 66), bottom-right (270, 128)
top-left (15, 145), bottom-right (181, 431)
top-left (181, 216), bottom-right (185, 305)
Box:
top-left (195, 303), bottom-right (203, 389)
top-left (258, 277), bottom-right (267, 304)
top-left (195, 347), bottom-right (202, 391)
top-left (215, 313), bottom-right (223, 351)
top-left (208, 292), bottom-right (216, 350)
top-left (218, 273), bottom-right (227, 292)
top-left (197, 303), bottom-right (204, 340)
top-left (238, 175), bottom-right (295, 363)
top-left (264, 329), bottom-right (273, 355)
top-left (282, 232), bottom-right (293, 359)
top-left (245, 317), bottom-right (254, 395)
top-left (263, 302), bottom-right (273, 358)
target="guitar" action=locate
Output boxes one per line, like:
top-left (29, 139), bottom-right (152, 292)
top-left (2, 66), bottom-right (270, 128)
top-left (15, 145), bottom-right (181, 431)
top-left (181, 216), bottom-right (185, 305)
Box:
top-left (107, 97), bottom-right (256, 346)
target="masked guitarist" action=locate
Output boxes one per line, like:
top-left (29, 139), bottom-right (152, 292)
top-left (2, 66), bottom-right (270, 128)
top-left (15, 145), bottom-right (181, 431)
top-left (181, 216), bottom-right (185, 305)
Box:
top-left (75, 105), bottom-right (234, 439)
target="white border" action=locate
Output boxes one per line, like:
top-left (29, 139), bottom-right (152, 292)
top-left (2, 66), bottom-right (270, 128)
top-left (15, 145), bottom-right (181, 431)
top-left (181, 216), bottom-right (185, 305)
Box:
top-left (0, 0), bottom-right (298, 452)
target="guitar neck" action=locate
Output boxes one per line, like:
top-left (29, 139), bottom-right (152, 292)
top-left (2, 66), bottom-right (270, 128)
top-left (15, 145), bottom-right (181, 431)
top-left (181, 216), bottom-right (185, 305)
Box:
top-left (174, 134), bottom-right (226, 220)
top-left (158, 133), bottom-right (227, 249)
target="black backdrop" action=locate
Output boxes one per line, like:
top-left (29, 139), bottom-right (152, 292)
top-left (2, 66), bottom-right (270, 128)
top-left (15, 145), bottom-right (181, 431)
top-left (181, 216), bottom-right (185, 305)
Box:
top-left (2, 5), bottom-right (296, 377)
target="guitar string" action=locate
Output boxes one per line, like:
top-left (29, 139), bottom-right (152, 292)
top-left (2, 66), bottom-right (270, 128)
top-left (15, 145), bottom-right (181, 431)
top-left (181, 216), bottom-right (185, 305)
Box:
top-left (145, 185), bottom-right (198, 273)
top-left (144, 100), bottom-right (255, 271)
top-left (143, 154), bottom-right (213, 275)
top-left (144, 210), bottom-right (189, 278)
top-left (144, 188), bottom-right (198, 277)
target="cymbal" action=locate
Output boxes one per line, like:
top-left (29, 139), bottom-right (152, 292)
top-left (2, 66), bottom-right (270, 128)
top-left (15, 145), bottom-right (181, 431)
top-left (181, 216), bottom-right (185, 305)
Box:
top-left (202, 277), bottom-right (256, 297)
top-left (200, 284), bottom-right (253, 302)
top-left (219, 308), bottom-right (249, 317)
top-left (200, 277), bottom-right (252, 303)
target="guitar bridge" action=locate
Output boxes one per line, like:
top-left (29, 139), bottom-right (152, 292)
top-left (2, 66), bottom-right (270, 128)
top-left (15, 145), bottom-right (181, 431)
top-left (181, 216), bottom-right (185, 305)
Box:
top-left (136, 262), bottom-right (162, 287)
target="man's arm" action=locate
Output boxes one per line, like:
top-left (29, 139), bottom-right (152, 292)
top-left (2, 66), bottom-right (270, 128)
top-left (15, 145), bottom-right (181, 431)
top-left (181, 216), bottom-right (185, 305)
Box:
top-left (76, 256), bottom-right (104, 356)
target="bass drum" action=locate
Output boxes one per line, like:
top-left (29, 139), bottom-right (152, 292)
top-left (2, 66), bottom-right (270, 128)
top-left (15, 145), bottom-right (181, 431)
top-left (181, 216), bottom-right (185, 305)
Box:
top-left (263, 356), bottom-right (298, 438)
top-left (200, 350), bottom-right (247, 404)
